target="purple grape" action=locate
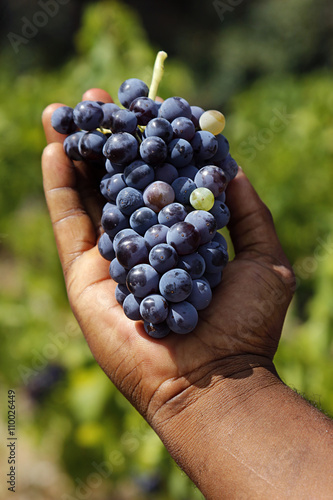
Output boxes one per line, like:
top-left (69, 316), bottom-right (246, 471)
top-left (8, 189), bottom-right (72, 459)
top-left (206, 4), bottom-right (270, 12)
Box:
top-left (110, 109), bottom-right (137, 134)
top-left (154, 163), bottom-right (179, 184)
top-left (198, 240), bottom-right (229, 273)
top-left (126, 264), bottom-right (160, 298)
top-left (171, 117), bottom-right (196, 141)
top-left (140, 294), bottom-right (169, 324)
top-left (187, 278), bottom-right (212, 310)
top-left (118, 78), bottom-right (149, 108)
top-left (159, 269), bottom-right (193, 303)
top-left (103, 132), bottom-right (138, 165)
top-left (159, 97), bottom-right (192, 122)
top-left (98, 232), bottom-right (115, 261)
top-left (100, 173), bottom-right (127, 203)
top-left (168, 138), bottom-right (193, 168)
top-left (177, 253), bottom-right (206, 279)
top-left (149, 243), bottom-right (178, 274)
top-left (167, 221), bottom-right (201, 255)
top-left (109, 258), bottom-right (128, 285)
top-left (144, 321), bottom-right (170, 338)
top-left (144, 224), bottom-right (169, 247)
top-left (212, 231), bottom-right (228, 250)
top-left (73, 101), bottom-right (103, 131)
top-left (63, 132), bottom-right (85, 161)
top-left (116, 187), bottom-right (144, 216)
top-left (194, 166), bottom-right (227, 198)
top-left (124, 160), bottom-right (155, 190)
top-left (130, 97), bottom-right (159, 125)
top-left (216, 191), bottom-right (226, 203)
top-left (177, 164), bottom-right (198, 180)
top-left (210, 135), bottom-right (230, 162)
top-left (115, 283), bottom-right (130, 305)
top-left (184, 210), bottom-right (217, 245)
top-left (145, 118), bottom-right (173, 143)
top-left (191, 131), bottom-right (218, 160)
top-left (101, 102), bottom-right (120, 128)
top-left (112, 228), bottom-right (137, 253)
top-left (143, 182), bottom-right (175, 213)
top-left (171, 177), bottom-right (197, 205)
top-left (166, 301), bottom-right (198, 334)
top-left (101, 206), bottom-right (129, 238)
top-left (130, 207), bottom-right (158, 235)
top-left (209, 201), bottom-right (230, 229)
top-left (190, 105), bottom-right (205, 128)
top-left (78, 131), bottom-right (107, 161)
top-left (217, 154), bottom-right (239, 182)
top-left (105, 159), bottom-right (123, 175)
top-left (140, 136), bottom-right (168, 165)
top-left (116, 234), bottom-right (150, 269)
top-left (158, 203), bottom-right (188, 227)
top-left (123, 294), bottom-right (142, 320)
top-left (102, 202), bottom-right (116, 213)
top-left (51, 106), bottom-right (77, 134)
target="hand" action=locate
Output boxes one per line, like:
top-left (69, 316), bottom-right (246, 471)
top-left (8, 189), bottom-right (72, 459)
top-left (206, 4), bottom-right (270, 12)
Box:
top-left (42, 88), bottom-right (295, 421)
top-left (43, 89), bottom-right (333, 500)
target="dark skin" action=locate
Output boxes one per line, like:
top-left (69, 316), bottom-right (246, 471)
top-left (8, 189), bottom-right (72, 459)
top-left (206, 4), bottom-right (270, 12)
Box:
top-left (42, 88), bottom-right (333, 499)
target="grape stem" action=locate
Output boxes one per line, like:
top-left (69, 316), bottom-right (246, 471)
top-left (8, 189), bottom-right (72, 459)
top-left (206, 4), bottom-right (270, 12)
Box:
top-left (148, 51), bottom-right (168, 102)
top-left (98, 127), bottom-right (112, 135)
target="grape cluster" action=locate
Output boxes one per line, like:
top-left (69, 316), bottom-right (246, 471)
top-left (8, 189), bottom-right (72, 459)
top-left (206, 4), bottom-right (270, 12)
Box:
top-left (51, 75), bottom-right (238, 338)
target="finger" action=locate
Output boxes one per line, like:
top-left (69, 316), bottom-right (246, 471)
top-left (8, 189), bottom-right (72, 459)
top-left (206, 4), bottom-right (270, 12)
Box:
top-left (42, 103), bottom-right (69, 145)
top-left (82, 88), bottom-right (114, 103)
top-left (72, 160), bottom-right (105, 235)
top-left (226, 168), bottom-right (287, 263)
top-left (42, 142), bottom-right (98, 277)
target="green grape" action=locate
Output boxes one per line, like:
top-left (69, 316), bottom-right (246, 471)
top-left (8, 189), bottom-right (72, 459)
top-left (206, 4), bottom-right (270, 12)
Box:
top-left (199, 110), bottom-right (226, 136)
top-left (190, 188), bottom-right (215, 211)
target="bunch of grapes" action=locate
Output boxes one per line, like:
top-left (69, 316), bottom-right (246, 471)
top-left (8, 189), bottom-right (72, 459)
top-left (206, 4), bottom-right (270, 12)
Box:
top-left (51, 52), bottom-right (238, 338)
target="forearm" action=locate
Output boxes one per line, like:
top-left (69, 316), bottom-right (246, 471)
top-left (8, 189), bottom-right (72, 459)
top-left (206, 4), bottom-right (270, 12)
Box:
top-left (150, 355), bottom-right (333, 499)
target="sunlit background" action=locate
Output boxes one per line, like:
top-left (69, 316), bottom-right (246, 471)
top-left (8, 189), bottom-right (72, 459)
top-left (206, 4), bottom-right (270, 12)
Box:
top-left (0, 0), bottom-right (333, 498)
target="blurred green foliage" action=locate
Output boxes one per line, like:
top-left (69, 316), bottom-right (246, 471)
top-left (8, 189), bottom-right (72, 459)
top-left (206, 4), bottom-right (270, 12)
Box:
top-left (0, 0), bottom-right (332, 498)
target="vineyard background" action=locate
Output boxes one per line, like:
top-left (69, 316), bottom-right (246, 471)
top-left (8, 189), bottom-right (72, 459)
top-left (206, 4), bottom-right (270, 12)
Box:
top-left (0, 1), bottom-right (332, 498)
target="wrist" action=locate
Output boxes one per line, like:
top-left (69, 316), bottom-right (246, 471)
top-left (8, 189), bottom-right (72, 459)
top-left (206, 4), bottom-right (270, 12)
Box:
top-left (148, 355), bottom-right (282, 497)
top-left (148, 354), bottom-right (279, 430)
top-left (148, 354), bottom-right (333, 500)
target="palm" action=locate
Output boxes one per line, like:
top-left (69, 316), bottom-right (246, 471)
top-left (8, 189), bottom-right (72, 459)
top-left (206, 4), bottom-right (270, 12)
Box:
top-left (42, 91), bottom-right (293, 420)
top-left (69, 242), bottom-right (288, 405)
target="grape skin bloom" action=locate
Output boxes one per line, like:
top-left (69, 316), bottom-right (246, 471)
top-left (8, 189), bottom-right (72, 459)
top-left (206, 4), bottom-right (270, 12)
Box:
top-left (159, 269), bottom-right (193, 303)
top-left (149, 244), bottom-right (178, 274)
top-left (73, 101), bottom-right (103, 131)
top-left (166, 301), bottom-right (198, 334)
top-left (126, 264), bottom-right (160, 298)
top-left (51, 106), bottom-right (77, 135)
top-left (118, 78), bottom-right (149, 108)
top-left (140, 294), bottom-right (169, 324)
top-left (166, 221), bottom-right (201, 255)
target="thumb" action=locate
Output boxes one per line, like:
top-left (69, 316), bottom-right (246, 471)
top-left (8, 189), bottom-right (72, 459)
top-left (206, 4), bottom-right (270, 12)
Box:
top-left (226, 168), bottom-right (289, 267)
